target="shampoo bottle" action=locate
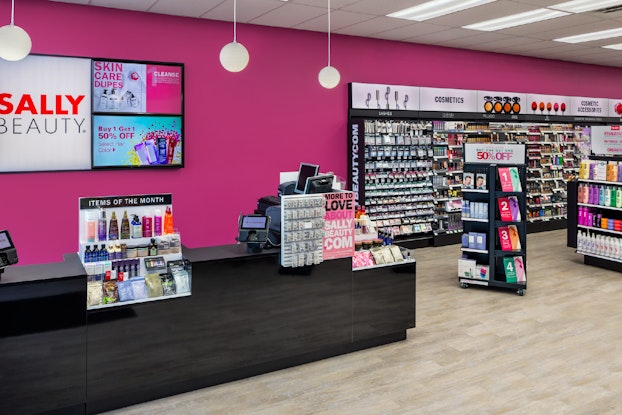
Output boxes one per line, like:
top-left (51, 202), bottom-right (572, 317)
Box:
top-left (164, 206), bottom-right (174, 234)
top-left (120, 210), bottom-right (131, 240)
top-left (131, 215), bottom-right (142, 239)
top-left (153, 209), bottom-right (163, 236)
top-left (142, 211), bottom-right (153, 238)
top-left (86, 212), bottom-right (96, 243)
top-left (108, 211), bottom-right (119, 240)
top-left (98, 209), bottom-right (107, 241)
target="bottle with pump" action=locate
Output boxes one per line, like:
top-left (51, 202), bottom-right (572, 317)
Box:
top-left (108, 211), bottom-right (119, 240)
top-left (120, 210), bottom-right (131, 240)
top-left (131, 215), bottom-right (142, 238)
top-left (98, 209), bottom-right (107, 241)
top-left (164, 206), bottom-right (174, 234)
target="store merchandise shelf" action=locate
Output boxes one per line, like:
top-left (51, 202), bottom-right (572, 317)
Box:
top-left (578, 178), bottom-right (622, 186)
top-left (87, 292), bottom-right (191, 310)
top-left (460, 247), bottom-right (488, 254)
top-left (576, 250), bottom-right (622, 264)
top-left (462, 217), bottom-right (488, 223)
top-left (577, 225), bottom-right (622, 236)
top-left (577, 202), bottom-right (622, 212)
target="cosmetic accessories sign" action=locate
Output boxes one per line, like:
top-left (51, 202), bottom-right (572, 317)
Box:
top-left (350, 82), bottom-right (419, 111)
top-left (464, 143), bottom-right (526, 165)
top-left (323, 191), bottom-right (355, 260)
top-left (92, 115), bottom-right (182, 167)
top-left (0, 55), bottom-right (92, 172)
top-left (591, 126), bottom-right (622, 155)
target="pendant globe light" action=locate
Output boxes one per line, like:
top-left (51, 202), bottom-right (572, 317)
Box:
top-left (318, 0), bottom-right (340, 89)
top-left (219, 0), bottom-right (249, 72)
top-left (0, 0), bottom-right (31, 61)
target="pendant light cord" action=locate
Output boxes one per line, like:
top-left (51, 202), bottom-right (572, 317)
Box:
top-left (11, 0), bottom-right (15, 25)
top-left (233, 0), bottom-right (237, 43)
top-left (327, 0), bottom-right (331, 66)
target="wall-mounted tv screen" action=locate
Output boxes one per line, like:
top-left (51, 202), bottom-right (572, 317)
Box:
top-left (91, 59), bottom-right (184, 169)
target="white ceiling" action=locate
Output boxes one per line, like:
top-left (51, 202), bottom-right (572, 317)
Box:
top-left (49, 0), bottom-right (622, 68)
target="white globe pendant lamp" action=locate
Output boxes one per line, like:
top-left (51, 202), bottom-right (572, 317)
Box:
top-left (219, 0), bottom-right (249, 72)
top-left (0, 0), bottom-right (31, 61)
top-left (318, 0), bottom-right (340, 89)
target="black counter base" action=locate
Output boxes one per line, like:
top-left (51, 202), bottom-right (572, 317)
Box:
top-left (584, 255), bottom-right (621, 272)
top-left (88, 330), bottom-right (407, 414)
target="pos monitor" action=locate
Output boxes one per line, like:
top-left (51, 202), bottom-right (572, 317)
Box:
top-left (304, 174), bottom-right (334, 194)
top-left (0, 230), bottom-right (18, 272)
top-left (294, 163), bottom-right (320, 194)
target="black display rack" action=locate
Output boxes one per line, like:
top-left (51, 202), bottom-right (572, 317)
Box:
top-left (459, 152), bottom-right (527, 295)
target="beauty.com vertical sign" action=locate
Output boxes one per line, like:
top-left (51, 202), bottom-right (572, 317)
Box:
top-left (0, 55), bottom-right (92, 172)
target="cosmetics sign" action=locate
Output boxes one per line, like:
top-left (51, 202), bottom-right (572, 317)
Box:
top-left (419, 87), bottom-right (477, 113)
top-left (464, 143), bottom-right (526, 165)
top-left (476, 91), bottom-right (526, 115)
top-left (590, 126), bottom-right (622, 155)
top-left (323, 191), bottom-right (355, 260)
top-left (569, 97), bottom-right (608, 117)
top-left (93, 61), bottom-right (182, 114)
top-left (350, 82), bottom-right (419, 111)
top-left (525, 94), bottom-right (569, 116)
top-left (92, 115), bottom-right (182, 167)
top-left (0, 55), bottom-right (92, 173)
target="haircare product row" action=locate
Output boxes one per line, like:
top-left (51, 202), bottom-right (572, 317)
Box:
top-left (578, 207), bottom-right (622, 231)
top-left (577, 183), bottom-right (622, 208)
top-left (576, 230), bottom-right (622, 259)
top-left (578, 160), bottom-right (622, 182)
top-left (84, 206), bottom-right (174, 243)
top-left (83, 234), bottom-right (181, 263)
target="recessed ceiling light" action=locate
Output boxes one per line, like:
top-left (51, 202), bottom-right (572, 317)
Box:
top-left (387, 0), bottom-right (496, 22)
top-left (549, 0), bottom-right (622, 13)
top-left (603, 43), bottom-right (622, 50)
top-left (555, 28), bottom-right (622, 43)
top-left (463, 8), bottom-right (569, 31)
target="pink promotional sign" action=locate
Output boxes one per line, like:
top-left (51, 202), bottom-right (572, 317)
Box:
top-left (323, 191), bottom-right (355, 260)
top-left (146, 65), bottom-right (182, 114)
top-left (93, 61), bottom-right (182, 115)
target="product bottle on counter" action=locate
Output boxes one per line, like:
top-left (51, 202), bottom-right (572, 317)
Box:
top-left (153, 209), bottom-right (163, 236)
top-left (108, 211), bottom-right (119, 240)
top-left (98, 209), bottom-right (107, 241)
top-left (86, 212), bottom-right (96, 243)
top-left (164, 206), bottom-right (174, 234)
top-left (120, 210), bottom-right (131, 240)
top-left (131, 215), bottom-right (142, 238)
top-left (142, 211), bottom-right (153, 238)
top-left (84, 245), bottom-right (92, 262)
top-left (99, 244), bottom-right (108, 261)
top-left (149, 238), bottom-right (158, 256)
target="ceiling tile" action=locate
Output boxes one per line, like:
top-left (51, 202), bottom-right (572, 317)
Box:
top-left (149, 0), bottom-right (224, 18)
top-left (89, 0), bottom-right (158, 12)
top-left (372, 22), bottom-right (448, 42)
top-left (429, 1), bottom-right (533, 27)
top-left (340, 0), bottom-right (431, 16)
top-left (294, 10), bottom-right (375, 32)
top-left (201, 0), bottom-right (285, 23)
top-left (246, 2), bottom-right (327, 27)
top-left (334, 16), bottom-right (414, 37)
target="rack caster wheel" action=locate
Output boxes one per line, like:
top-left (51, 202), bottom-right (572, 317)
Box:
top-left (460, 282), bottom-right (469, 289)
top-left (517, 289), bottom-right (524, 296)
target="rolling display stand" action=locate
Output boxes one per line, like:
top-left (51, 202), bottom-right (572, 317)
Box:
top-left (459, 143), bottom-right (527, 296)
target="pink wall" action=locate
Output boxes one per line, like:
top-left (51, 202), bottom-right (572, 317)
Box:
top-left (3, 0), bottom-right (622, 265)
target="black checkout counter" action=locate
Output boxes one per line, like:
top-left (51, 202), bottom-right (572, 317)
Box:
top-left (1, 245), bottom-right (415, 415)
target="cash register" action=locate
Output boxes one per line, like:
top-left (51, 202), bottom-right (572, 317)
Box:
top-left (238, 214), bottom-right (271, 253)
top-left (0, 230), bottom-right (18, 279)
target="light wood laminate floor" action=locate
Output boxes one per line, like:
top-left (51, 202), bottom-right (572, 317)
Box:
top-left (102, 230), bottom-right (622, 415)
